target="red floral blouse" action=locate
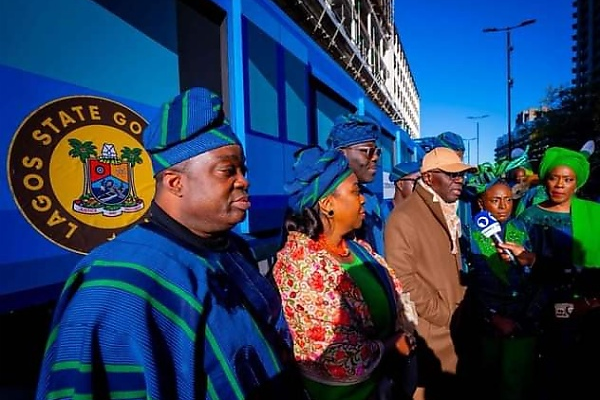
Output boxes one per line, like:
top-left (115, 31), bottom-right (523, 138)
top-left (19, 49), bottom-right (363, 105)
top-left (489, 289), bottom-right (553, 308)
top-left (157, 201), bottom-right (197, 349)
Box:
top-left (273, 231), bottom-right (416, 385)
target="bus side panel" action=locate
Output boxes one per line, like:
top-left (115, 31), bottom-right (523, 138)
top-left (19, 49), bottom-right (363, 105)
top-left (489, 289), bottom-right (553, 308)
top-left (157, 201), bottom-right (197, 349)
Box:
top-left (0, 0), bottom-right (180, 312)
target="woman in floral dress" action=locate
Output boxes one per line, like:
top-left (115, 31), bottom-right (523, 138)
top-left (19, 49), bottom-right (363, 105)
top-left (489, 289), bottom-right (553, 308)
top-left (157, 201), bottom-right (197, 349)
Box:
top-left (273, 146), bottom-right (418, 400)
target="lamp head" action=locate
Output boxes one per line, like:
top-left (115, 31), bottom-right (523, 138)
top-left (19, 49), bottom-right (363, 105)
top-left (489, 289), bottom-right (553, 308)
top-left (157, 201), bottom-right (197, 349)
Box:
top-left (467, 114), bottom-right (490, 120)
top-left (519, 19), bottom-right (537, 27)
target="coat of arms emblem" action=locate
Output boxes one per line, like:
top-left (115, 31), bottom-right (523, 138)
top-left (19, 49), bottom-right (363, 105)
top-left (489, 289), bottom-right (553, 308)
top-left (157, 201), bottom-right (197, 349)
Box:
top-left (69, 140), bottom-right (145, 216)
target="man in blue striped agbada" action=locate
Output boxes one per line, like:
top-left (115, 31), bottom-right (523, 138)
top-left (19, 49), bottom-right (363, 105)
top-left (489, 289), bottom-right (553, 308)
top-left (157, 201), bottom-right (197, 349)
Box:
top-left (36, 87), bottom-right (306, 400)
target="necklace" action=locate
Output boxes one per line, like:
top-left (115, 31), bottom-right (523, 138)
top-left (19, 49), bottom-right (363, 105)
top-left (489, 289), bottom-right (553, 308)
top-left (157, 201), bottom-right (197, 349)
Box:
top-left (318, 235), bottom-right (351, 257)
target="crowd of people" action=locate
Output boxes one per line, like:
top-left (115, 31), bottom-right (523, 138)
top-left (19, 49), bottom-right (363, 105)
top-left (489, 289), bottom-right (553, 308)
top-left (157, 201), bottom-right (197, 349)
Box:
top-left (34, 87), bottom-right (600, 400)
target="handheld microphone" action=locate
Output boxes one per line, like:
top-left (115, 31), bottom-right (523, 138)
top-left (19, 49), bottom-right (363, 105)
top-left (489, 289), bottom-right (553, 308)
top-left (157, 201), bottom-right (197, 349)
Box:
top-left (473, 211), bottom-right (518, 265)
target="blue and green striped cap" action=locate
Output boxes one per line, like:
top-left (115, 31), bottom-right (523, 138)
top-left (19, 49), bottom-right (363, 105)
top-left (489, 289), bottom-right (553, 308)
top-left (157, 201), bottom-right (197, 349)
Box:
top-left (389, 161), bottom-right (420, 182)
top-left (437, 131), bottom-right (465, 152)
top-left (285, 146), bottom-right (352, 213)
top-left (143, 87), bottom-right (241, 175)
top-left (326, 113), bottom-right (380, 149)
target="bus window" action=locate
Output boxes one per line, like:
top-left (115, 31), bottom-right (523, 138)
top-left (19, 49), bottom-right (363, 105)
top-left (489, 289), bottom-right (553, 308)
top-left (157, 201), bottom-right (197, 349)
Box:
top-left (379, 130), bottom-right (394, 171)
top-left (401, 141), bottom-right (413, 162)
top-left (177, 0), bottom-right (227, 99)
top-left (245, 20), bottom-right (279, 137)
top-left (283, 48), bottom-right (308, 145)
top-left (314, 82), bottom-right (354, 148)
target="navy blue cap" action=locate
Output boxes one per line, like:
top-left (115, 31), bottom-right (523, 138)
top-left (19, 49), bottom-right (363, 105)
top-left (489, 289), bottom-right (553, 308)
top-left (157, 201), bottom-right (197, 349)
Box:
top-left (388, 162), bottom-right (420, 183)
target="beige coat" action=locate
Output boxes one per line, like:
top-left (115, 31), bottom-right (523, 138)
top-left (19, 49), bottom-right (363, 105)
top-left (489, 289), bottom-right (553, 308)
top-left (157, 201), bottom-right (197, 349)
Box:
top-left (384, 184), bottom-right (465, 378)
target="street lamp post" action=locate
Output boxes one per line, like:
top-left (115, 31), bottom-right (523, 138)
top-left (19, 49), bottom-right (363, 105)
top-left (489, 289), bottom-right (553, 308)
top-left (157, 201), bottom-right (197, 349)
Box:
top-left (466, 114), bottom-right (489, 165)
top-left (464, 137), bottom-right (477, 164)
top-left (483, 19), bottom-right (536, 160)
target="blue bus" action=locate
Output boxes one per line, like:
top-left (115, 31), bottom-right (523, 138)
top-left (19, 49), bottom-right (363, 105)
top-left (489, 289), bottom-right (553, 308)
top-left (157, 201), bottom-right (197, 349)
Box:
top-left (1, 0), bottom-right (420, 312)
top-left (1, 0), bottom-right (421, 393)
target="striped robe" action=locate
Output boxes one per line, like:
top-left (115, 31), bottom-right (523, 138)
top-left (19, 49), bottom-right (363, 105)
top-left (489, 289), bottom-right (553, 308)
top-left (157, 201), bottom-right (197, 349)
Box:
top-left (35, 220), bottom-right (303, 400)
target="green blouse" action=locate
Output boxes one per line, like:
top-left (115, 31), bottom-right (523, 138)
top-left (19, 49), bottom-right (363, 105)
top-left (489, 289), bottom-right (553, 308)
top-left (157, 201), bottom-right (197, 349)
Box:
top-left (304, 252), bottom-right (394, 400)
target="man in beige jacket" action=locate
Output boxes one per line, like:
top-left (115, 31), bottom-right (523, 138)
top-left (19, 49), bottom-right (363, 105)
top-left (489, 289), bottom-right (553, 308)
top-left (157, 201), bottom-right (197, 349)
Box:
top-left (384, 147), bottom-right (476, 400)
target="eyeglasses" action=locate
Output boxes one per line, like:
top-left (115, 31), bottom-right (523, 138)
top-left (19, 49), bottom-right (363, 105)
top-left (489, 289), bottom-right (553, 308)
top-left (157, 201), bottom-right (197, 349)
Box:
top-left (430, 170), bottom-right (467, 180)
top-left (345, 146), bottom-right (382, 159)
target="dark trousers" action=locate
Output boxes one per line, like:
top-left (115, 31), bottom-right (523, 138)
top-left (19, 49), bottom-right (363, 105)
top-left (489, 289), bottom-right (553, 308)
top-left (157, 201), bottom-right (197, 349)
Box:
top-left (536, 307), bottom-right (600, 400)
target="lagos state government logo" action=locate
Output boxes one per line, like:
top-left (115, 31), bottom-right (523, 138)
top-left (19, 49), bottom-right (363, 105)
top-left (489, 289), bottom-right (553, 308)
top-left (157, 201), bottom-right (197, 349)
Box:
top-left (8, 96), bottom-right (155, 254)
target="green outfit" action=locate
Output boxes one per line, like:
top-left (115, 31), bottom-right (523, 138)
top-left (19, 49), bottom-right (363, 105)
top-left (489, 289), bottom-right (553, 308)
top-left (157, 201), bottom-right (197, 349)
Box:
top-left (514, 185), bottom-right (547, 217)
top-left (571, 197), bottom-right (600, 268)
top-left (462, 218), bottom-right (539, 400)
top-left (519, 201), bottom-right (600, 400)
top-left (516, 146), bottom-right (600, 400)
top-left (303, 242), bottom-right (395, 400)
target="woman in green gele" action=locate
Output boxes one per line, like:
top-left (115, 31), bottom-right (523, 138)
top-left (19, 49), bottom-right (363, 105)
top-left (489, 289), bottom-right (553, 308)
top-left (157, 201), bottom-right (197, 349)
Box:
top-left (517, 146), bottom-right (600, 400)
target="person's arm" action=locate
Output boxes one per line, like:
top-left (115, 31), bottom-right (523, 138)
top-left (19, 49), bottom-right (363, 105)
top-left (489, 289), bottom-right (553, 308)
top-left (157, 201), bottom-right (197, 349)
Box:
top-left (503, 218), bottom-right (549, 331)
top-left (384, 214), bottom-right (452, 328)
top-left (36, 284), bottom-right (156, 400)
top-left (358, 239), bottom-right (419, 332)
top-left (514, 212), bottom-right (559, 281)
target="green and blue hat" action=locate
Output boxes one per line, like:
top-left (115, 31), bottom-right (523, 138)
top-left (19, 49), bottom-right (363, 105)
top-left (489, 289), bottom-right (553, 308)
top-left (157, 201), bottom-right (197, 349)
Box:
top-left (285, 146), bottom-right (353, 213)
top-left (388, 162), bottom-right (420, 183)
top-left (143, 87), bottom-right (241, 175)
top-left (326, 113), bottom-right (380, 149)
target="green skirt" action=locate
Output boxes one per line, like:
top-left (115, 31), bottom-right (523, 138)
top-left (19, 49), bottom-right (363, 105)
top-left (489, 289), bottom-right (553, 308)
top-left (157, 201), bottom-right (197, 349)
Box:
top-left (303, 375), bottom-right (378, 400)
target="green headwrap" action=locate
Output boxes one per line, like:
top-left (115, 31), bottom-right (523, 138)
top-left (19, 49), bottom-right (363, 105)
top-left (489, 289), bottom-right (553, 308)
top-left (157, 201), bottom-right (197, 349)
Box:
top-left (539, 147), bottom-right (590, 189)
top-left (466, 146), bottom-right (531, 195)
top-left (539, 147), bottom-right (598, 267)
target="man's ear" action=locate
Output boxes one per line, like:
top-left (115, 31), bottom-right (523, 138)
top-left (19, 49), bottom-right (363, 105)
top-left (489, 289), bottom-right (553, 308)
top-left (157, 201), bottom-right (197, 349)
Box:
top-left (421, 171), bottom-right (432, 186)
top-left (160, 170), bottom-right (184, 197)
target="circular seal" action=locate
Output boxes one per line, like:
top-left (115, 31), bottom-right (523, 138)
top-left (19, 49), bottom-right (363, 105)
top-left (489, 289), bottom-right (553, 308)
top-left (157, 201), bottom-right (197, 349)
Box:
top-left (7, 96), bottom-right (155, 254)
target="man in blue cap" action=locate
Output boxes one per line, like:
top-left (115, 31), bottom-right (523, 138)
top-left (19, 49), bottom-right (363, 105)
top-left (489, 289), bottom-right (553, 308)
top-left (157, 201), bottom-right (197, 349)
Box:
top-left (327, 113), bottom-right (388, 255)
top-left (437, 131), bottom-right (466, 160)
top-left (389, 161), bottom-right (421, 209)
top-left (36, 88), bottom-right (306, 400)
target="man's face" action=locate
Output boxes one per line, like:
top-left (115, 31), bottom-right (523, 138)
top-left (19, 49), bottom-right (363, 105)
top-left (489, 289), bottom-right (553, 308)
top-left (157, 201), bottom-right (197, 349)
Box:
top-left (173, 145), bottom-right (250, 236)
top-left (422, 169), bottom-right (466, 203)
top-left (395, 172), bottom-right (420, 200)
top-left (341, 141), bottom-right (380, 183)
top-left (513, 168), bottom-right (527, 184)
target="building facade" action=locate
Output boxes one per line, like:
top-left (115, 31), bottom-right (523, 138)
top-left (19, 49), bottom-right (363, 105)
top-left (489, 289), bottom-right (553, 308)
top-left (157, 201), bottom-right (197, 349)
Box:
top-left (494, 107), bottom-right (549, 161)
top-left (273, 0), bottom-right (421, 138)
top-left (572, 0), bottom-right (600, 87)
